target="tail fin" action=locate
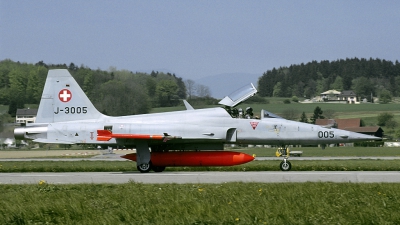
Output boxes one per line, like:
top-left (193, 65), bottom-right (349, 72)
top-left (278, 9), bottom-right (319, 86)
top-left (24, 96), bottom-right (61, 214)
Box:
top-left (35, 69), bottom-right (105, 123)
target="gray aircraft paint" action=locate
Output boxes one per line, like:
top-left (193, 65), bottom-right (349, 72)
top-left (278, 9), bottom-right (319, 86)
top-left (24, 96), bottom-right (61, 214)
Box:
top-left (15, 69), bottom-right (380, 171)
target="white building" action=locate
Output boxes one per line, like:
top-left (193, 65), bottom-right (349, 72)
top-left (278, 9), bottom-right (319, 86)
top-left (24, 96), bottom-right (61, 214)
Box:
top-left (15, 108), bottom-right (38, 124)
top-left (318, 90), bottom-right (359, 104)
top-left (319, 90), bottom-right (341, 101)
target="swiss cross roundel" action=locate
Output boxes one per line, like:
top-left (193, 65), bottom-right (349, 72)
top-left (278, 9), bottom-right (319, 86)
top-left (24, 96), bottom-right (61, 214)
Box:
top-left (59, 89), bottom-right (72, 102)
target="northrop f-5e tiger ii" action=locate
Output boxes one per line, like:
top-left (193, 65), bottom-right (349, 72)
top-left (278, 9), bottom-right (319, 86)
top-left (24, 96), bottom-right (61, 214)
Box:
top-left (14, 69), bottom-right (380, 172)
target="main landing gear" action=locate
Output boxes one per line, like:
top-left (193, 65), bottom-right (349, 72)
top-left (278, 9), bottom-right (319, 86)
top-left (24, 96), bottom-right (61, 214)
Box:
top-left (276, 147), bottom-right (292, 171)
top-left (137, 163), bottom-right (152, 173)
top-left (137, 161), bottom-right (166, 173)
top-left (135, 141), bottom-right (167, 173)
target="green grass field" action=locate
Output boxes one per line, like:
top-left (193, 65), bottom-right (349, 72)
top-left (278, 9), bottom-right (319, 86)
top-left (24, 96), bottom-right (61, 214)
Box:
top-left (1, 182), bottom-right (400, 224)
top-left (1, 159), bottom-right (399, 172)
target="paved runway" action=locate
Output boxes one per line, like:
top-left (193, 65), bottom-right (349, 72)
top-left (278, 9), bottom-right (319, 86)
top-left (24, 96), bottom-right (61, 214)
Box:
top-left (1, 171), bottom-right (400, 184)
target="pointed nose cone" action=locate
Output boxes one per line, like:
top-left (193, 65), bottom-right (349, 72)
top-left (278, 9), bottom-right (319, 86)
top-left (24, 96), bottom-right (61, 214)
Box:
top-left (342, 131), bottom-right (382, 142)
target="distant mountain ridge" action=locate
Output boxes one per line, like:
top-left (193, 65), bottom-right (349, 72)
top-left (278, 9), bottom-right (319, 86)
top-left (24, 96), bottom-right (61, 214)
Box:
top-left (195, 73), bottom-right (260, 99)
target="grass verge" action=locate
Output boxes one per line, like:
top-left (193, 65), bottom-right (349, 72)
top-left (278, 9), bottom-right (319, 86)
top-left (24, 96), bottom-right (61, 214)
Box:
top-left (1, 182), bottom-right (399, 224)
top-left (237, 147), bottom-right (400, 157)
top-left (0, 159), bottom-right (399, 172)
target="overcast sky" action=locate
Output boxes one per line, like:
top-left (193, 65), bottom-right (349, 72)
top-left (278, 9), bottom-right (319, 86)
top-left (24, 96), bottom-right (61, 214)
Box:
top-left (1, 1), bottom-right (399, 80)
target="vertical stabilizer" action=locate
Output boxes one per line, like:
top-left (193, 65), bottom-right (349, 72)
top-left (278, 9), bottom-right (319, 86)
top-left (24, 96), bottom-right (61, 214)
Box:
top-left (35, 69), bottom-right (105, 123)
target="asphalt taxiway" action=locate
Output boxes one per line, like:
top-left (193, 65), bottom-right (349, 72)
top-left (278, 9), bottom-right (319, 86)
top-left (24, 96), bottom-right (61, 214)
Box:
top-left (1, 171), bottom-right (400, 184)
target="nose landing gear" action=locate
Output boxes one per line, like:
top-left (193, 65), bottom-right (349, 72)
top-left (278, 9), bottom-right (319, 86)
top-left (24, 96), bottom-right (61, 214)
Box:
top-left (276, 147), bottom-right (292, 171)
top-left (280, 158), bottom-right (292, 171)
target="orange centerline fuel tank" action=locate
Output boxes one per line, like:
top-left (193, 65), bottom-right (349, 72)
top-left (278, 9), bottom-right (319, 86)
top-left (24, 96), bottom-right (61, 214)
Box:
top-left (121, 151), bottom-right (255, 167)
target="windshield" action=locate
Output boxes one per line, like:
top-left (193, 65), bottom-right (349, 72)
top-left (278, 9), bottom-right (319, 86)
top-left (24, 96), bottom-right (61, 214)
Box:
top-left (261, 109), bottom-right (283, 119)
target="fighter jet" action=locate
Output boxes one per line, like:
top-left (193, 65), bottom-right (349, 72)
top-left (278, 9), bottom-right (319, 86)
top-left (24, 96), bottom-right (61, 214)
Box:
top-left (14, 69), bottom-right (380, 172)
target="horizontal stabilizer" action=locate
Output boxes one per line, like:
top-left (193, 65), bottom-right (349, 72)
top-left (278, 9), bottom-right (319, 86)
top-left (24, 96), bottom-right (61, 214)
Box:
top-left (97, 130), bottom-right (182, 142)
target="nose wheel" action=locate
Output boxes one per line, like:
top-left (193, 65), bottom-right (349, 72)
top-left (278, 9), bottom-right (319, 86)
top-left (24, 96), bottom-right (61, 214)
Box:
top-left (276, 147), bottom-right (292, 171)
top-left (280, 158), bottom-right (292, 171)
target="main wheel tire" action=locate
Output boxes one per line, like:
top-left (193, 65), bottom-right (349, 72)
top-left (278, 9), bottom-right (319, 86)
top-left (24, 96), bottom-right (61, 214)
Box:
top-left (280, 160), bottom-right (292, 171)
top-left (152, 166), bottom-right (166, 173)
top-left (137, 162), bottom-right (152, 173)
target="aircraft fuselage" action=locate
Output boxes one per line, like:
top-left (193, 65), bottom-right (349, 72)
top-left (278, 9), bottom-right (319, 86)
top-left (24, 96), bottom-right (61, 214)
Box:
top-left (16, 107), bottom-right (374, 149)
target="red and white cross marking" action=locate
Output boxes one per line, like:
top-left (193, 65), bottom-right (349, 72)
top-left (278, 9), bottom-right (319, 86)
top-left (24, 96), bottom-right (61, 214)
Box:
top-left (59, 89), bottom-right (72, 102)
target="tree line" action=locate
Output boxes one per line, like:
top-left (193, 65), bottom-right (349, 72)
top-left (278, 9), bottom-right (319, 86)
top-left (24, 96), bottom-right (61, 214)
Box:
top-left (0, 60), bottom-right (214, 117)
top-left (258, 58), bottom-right (400, 101)
top-left (2, 57), bottom-right (400, 118)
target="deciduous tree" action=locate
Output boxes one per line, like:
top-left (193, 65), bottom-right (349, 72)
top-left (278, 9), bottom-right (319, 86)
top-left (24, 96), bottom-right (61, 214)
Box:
top-left (377, 112), bottom-right (394, 126)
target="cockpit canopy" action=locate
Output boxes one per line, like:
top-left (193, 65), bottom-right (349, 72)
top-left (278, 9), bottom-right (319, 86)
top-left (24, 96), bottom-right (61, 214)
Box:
top-left (218, 83), bottom-right (257, 107)
top-left (218, 83), bottom-right (284, 120)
